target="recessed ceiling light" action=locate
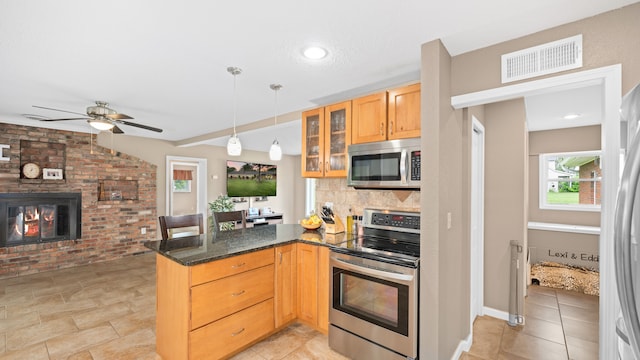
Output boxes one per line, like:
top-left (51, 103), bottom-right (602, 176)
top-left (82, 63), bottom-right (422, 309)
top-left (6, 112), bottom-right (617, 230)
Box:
top-left (563, 113), bottom-right (582, 120)
top-left (303, 46), bottom-right (327, 60)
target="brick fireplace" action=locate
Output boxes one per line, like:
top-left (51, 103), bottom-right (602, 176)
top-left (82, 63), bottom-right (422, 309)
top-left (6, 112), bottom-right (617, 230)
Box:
top-left (0, 122), bottom-right (157, 278)
top-left (0, 192), bottom-right (82, 247)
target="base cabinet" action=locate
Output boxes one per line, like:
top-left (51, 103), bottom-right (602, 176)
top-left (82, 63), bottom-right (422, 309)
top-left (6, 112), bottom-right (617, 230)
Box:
top-left (296, 243), bottom-right (330, 333)
top-left (190, 299), bottom-right (274, 360)
top-left (155, 249), bottom-right (275, 360)
top-left (275, 244), bottom-right (297, 328)
top-left (156, 244), bottom-right (330, 359)
top-left (317, 246), bottom-right (330, 333)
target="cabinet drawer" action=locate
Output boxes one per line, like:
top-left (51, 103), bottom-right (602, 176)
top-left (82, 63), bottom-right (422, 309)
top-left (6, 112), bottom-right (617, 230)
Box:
top-left (191, 264), bottom-right (274, 329)
top-left (191, 248), bottom-right (274, 285)
top-left (190, 298), bottom-right (274, 360)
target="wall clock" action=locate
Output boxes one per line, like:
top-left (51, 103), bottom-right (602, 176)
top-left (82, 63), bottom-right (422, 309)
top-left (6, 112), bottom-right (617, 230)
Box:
top-left (22, 162), bottom-right (40, 179)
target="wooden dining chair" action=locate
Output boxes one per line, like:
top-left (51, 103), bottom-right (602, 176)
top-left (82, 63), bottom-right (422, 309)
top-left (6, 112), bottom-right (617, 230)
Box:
top-left (158, 213), bottom-right (204, 240)
top-left (213, 210), bottom-right (246, 232)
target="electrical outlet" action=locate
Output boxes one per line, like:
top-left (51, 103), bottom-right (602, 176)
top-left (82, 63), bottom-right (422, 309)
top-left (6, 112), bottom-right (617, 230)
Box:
top-left (141, 227), bottom-right (147, 235)
top-left (447, 212), bottom-right (452, 229)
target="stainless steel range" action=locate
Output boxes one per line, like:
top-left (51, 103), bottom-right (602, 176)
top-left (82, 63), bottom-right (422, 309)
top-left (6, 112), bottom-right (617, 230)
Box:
top-left (329, 208), bottom-right (420, 360)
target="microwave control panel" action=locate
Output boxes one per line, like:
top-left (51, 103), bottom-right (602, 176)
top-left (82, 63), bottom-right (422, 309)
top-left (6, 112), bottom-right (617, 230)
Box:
top-left (411, 151), bottom-right (421, 181)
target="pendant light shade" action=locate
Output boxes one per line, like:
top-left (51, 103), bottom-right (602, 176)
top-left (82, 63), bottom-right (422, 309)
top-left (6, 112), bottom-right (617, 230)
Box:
top-left (227, 66), bottom-right (242, 156)
top-left (269, 139), bottom-right (282, 161)
top-left (227, 134), bottom-right (242, 156)
top-left (269, 84), bottom-right (283, 161)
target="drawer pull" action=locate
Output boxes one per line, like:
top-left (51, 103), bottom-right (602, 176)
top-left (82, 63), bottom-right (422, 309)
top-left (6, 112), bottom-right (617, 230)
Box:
top-left (231, 262), bottom-right (246, 269)
top-left (231, 290), bottom-right (246, 297)
top-left (231, 328), bottom-right (245, 337)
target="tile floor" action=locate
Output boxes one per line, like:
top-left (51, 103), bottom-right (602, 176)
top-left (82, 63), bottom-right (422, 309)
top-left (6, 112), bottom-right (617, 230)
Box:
top-left (0, 253), bottom-right (598, 360)
top-left (462, 284), bottom-right (599, 360)
top-left (0, 253), bottom-right (346, 360)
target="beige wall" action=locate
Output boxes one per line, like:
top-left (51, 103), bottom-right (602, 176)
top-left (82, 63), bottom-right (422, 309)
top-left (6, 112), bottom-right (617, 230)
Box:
top-left (96, 133), bottom-right (306, 226)
top-left (421, 38), bottom-right (470, 359)
top-left (451, 3), bottom-right (640, 96)
top-left (527, 125), bottom-right (601, 269)
top-left (483, 99), bottom-right (528, 311)
top-left (422, 3), bottom-right (640, 358)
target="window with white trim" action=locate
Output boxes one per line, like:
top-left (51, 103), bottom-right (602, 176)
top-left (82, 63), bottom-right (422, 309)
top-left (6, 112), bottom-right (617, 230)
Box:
top-left (539, 150), bottom-right (602, 211)
top-left (305, 178), bottom-right (316, 217)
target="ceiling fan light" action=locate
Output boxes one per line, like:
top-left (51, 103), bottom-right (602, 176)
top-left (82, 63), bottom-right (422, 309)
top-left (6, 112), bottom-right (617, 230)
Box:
top-left (88, 119), bottom-right (115, 131)
top-left (227, 134), bottom-right (242, 156)
top-left (269, 139), bottom-right (282, 161)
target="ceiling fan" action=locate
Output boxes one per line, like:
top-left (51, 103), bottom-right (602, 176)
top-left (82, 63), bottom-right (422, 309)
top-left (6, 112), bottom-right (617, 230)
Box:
top-left (27, 101), bottom-right (163, 134)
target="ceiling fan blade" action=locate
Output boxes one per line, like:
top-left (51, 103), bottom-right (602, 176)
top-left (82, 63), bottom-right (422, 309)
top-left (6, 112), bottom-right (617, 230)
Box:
top-left (32, 105), bottom-right (87, 117)
top-left (40, 117), bottom-right (90, 121)
top-left (111, 125), bottom-right (125, 134)
top-left (106, 113), bottom-right (133, 120)
top-left (120, 120), bottom-right (163, 133)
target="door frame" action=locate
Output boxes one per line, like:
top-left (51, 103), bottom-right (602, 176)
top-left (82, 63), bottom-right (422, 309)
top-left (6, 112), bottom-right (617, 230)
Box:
top-left (470, 116), bottom-right (485, 333)
top-left (166, 156), bottom-right (208, 231)
top-left (452, 64), bottom-right (622, 360)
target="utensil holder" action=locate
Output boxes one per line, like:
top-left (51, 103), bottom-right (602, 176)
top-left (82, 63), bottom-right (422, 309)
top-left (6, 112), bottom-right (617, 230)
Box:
top-left (325, 213), bottom-right (345, 234)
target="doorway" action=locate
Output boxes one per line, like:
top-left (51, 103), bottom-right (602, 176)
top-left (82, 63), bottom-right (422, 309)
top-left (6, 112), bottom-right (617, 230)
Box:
top-left (166, 156), bottom-right (208, 230)
top-left (452, 65), bottom-right (622, 359)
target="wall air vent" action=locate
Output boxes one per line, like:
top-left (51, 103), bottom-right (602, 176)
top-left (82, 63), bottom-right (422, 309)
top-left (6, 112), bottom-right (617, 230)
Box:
top-left (501, 34), bottom-right (583, 84)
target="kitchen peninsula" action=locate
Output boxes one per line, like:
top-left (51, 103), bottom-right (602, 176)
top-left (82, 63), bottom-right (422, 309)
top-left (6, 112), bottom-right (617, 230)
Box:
top-left (144, 224), bottom-right (348, 360)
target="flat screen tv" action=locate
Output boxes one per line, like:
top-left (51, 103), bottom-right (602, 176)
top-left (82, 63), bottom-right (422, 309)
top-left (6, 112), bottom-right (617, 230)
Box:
top-left (226, 160), bottom-right (277, 197)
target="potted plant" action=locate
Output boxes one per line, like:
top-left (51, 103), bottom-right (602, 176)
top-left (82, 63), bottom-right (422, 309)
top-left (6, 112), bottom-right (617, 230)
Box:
top-left (209, 194), bottom-right (235, 231)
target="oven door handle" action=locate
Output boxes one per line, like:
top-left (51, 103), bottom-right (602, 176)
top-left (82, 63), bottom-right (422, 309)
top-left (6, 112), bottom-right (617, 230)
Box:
top-left (332, 257), bottom-right (415, 283)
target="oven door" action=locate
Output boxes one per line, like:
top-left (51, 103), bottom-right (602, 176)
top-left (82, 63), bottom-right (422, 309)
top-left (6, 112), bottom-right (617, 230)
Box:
top-left (329, 252), bottom-right (418, 358)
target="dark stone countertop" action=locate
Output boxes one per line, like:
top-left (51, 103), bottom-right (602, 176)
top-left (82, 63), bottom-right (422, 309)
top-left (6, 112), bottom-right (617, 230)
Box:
top-left (144, 224), bottom-right (351, 266)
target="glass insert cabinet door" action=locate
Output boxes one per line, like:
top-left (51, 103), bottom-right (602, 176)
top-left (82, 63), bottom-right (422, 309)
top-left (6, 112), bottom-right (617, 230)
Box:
top-left (301, 101), bottom-right (351, 178)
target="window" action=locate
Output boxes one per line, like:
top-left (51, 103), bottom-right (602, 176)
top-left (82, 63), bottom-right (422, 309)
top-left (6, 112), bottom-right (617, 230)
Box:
top-left (173, 180), bottom-right (191, 192)
top-left (539, 150), bottom-right (601, 211)
top-left (305, 178), bottom-right (316, 216)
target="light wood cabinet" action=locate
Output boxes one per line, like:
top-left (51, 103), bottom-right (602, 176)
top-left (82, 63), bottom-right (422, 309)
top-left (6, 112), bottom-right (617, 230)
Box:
top-left (155, 248), bottom-right (275, 360)
top-left (296, 243), bottom-right (318, 324)
top-left (190, 299), bottom-right (274, 360)
top-left (295, 243), bottom-right (330, 333)
top-left (388, 83), bottom-right (421, 140)
top-left (301, 101), bottom-right (351, 178)
top-left (275, 244), bottom-right (296, 328)
top-left (352, 92), bottom-right (387, 144)
top-left (317, 246), bottom-right (330, 333)
top-left (352, 83), bottom-right (421, 144)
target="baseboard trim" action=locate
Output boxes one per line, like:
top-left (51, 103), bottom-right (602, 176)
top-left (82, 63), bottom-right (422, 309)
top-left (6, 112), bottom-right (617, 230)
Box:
top-left (483, 306), bottom-right (510, 321)
top-left (451, 333), bottom-right (473, 360)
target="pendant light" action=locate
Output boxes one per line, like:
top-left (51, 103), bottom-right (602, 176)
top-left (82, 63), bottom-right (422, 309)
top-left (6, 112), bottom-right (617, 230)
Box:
top-left (227, 66), bottom-right (242, 156)
top-left (269, 84), bottom-right (283, 161)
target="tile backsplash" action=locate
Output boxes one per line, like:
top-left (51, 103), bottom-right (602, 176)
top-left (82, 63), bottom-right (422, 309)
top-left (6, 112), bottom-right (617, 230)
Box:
top-left (315, 178), bottom-right (420, 221)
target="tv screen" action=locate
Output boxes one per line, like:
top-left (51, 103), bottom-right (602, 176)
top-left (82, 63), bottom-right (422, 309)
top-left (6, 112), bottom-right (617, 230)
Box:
top-left (226, 160), bottom-right (277, 197)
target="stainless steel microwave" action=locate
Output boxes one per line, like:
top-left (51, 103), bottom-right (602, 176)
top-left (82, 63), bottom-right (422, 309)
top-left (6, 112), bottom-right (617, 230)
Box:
top-left (347, 138), bottom-right (421, 189)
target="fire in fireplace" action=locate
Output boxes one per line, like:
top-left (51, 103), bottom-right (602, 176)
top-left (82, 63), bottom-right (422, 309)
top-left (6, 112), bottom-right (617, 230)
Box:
top-left (0, 193), bottom-right (81, 247)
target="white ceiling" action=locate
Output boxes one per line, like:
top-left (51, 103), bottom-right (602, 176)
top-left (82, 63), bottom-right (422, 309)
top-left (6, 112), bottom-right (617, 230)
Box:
top-left (0, 0), bottom-right (633, 155)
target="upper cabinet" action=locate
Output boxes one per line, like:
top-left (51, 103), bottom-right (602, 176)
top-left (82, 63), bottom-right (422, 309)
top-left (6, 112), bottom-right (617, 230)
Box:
top-left (352, 92), bottom-right (387, 144)
top-left (352, 83), bottom-right (421, 144)
top-left (301, 101), bottom-right (351, 178)
top-left (388, 83), bottom-right (421, 140)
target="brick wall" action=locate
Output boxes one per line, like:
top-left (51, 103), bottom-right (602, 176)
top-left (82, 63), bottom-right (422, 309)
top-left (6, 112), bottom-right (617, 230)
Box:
top-left (0, 123), bottom-right (157, 279)
top-left (578, 160), bottom-right (602, 205)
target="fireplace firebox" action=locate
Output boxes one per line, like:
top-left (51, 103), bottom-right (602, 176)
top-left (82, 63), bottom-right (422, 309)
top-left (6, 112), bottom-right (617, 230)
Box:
top-left (0, 193), bottom-right (82, 248)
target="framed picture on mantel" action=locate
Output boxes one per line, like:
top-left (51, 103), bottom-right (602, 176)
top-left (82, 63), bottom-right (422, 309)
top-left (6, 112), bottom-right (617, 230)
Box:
top-left (43, 168), bottom-right (63, 180)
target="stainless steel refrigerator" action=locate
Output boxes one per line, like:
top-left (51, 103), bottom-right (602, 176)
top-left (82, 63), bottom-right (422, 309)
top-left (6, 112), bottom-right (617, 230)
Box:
top-left (615, 82), bottom-right (640, 359)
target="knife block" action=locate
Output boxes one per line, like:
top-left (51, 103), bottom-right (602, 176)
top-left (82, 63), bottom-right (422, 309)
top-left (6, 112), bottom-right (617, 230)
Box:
top-left (324, 214), bottom-right (345, 234)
